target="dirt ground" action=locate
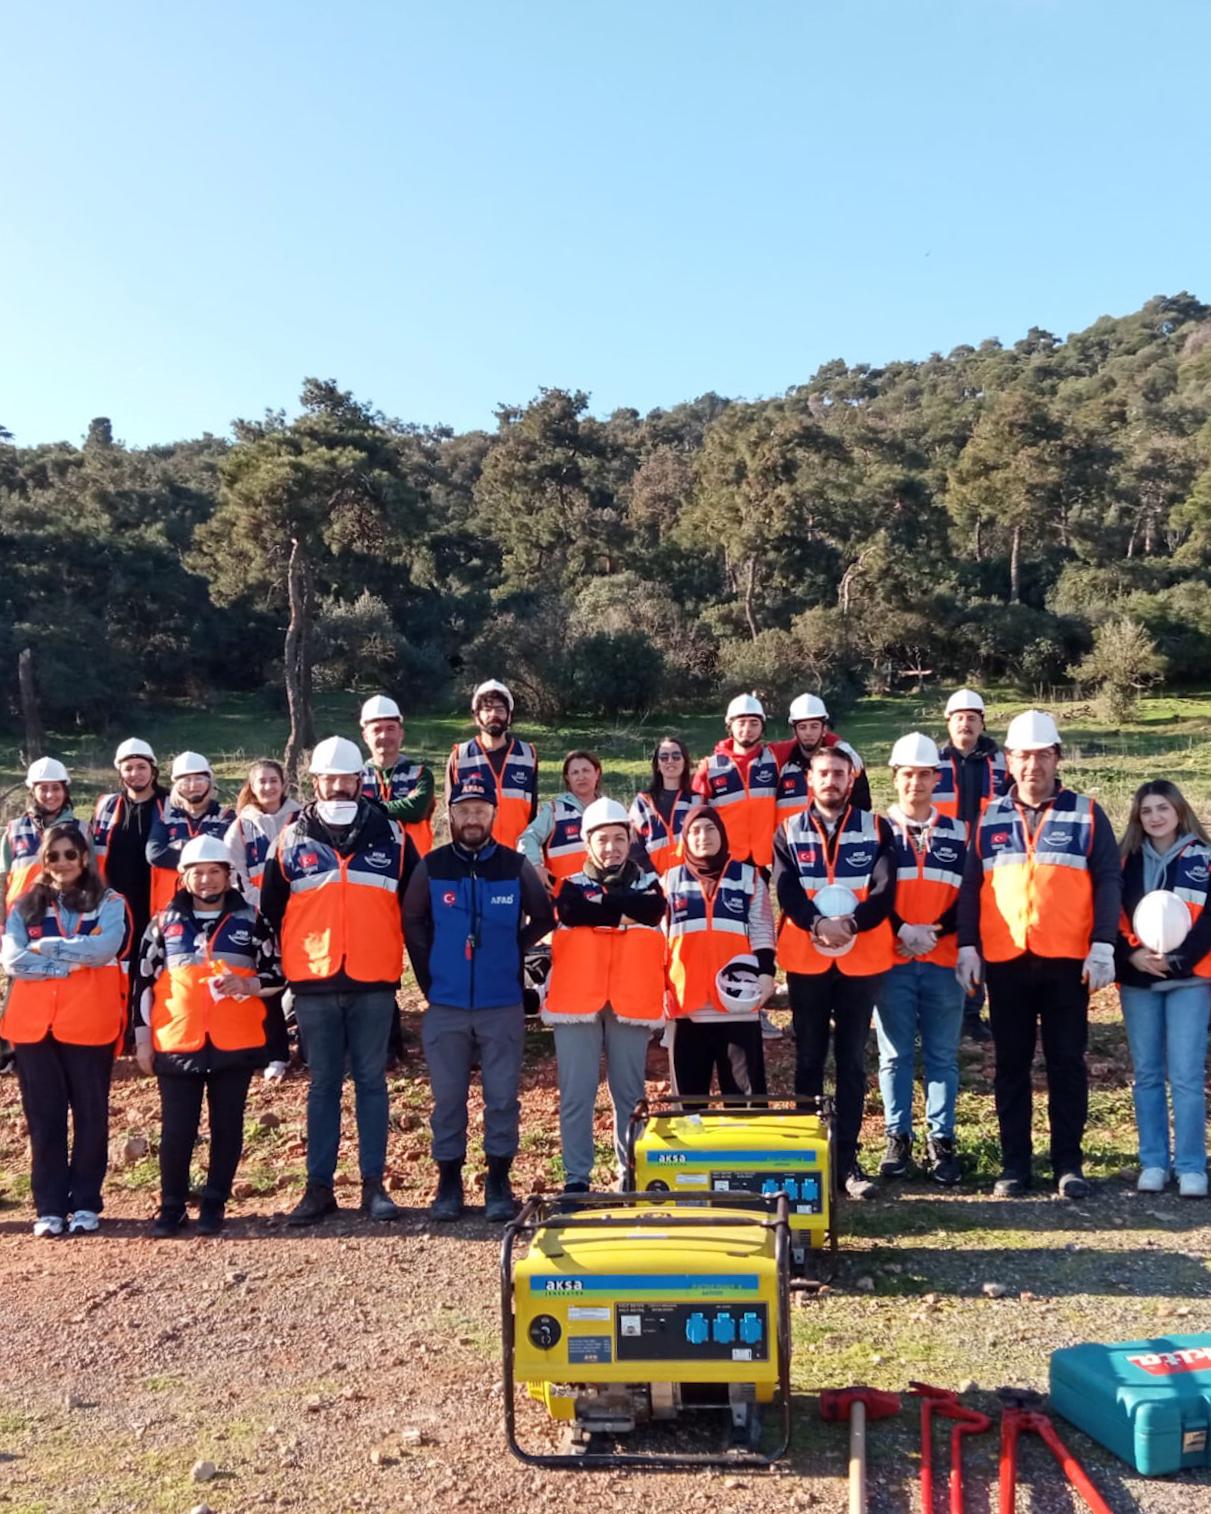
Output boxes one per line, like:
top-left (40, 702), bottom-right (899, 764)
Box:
top-left (2, 996), bottom-right (1209, 1514)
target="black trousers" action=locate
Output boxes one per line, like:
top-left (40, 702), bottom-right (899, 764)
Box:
top-left (158, 1066), bottom-right (254, 1208)
top-left (789, 970), bottom-right (881, 1168)
top-left (986, 953), bottom-right (1089, 1179)
top-left (14, 1036), bottom-right (114, 1216)
top-left (671, 1019), bottom-right (767, 1102)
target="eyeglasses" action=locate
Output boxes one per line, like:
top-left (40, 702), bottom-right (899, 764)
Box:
top-left (47, 847), bottom-right (81, 862)
top-left (657, 750), bottom-right (683, 761)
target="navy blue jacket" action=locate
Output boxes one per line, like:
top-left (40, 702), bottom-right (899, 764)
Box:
top-left (403, 842), bottom-right (554, 1009)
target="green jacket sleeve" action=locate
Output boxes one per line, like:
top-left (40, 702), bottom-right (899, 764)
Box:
top-left (379, 764), bottom-right (436, 825)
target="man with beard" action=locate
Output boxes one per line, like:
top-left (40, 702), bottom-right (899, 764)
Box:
top-left (772, 693), bottom-right (871, 823)
top-left (444, 680), bottom-right (538, 849)
top-left (404, 777), bottom-right (554, 1223)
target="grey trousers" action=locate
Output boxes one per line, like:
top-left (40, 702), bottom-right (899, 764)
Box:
top-left (421, 1002), bottom-right (525, 1163)
top-left (552, 1010), bottom-right (652, 1187)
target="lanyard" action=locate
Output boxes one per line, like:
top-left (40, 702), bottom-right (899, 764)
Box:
top-left (808, 805), bottom-right (853, 883)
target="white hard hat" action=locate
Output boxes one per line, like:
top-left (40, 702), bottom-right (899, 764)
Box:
top-left (26, 757), bottom-right (69, 788)
top-left (945, 688), bottom-right (986, 717)
top-left (360, 694), bottom-right (401, 723)
top-left (812, 883), bottom-right (859, 958)
top-left (1133, 890), bottom-right (1191, 955)
top-left (889, 732), bottom-right (941, 769)
top-left (725, 693), bottom-right (766, 723)
top-left (309, 736), bottom-right (364, 776)
top-left (715, 954), bottom-right (764, 1013)
top-left (178, 835), bottom-right (232, 871)
top-left (471, 679), bottom-right (514, 715)
top-left (1004, 709), bottom-right (1061, 752)
top-left (171, 751), bottom-right (212, 780)
top-left (581, 797), bottom-right (630, 835)
top-left (788, 693), bottom-right (829, 724)
top-left (115, 737), bottom-right (156, 766)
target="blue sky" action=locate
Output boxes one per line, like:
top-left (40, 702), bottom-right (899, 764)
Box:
top-left (4, 1), bottom-right (1209, 447)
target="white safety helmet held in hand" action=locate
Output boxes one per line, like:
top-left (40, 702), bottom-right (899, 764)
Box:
top-left (581, 797), bottom-right (630, 834)
top-left (26, 757), bottom-right (69, 787)
top-left (359, 694), bottom-right (401, 723)
top-left (945, 688), bottom-right (986, 717)
top-left (889, 732), bottom-right (941, 769)
top-left (471, 679), bottom-right (514, 715)
top-left (812, 883), bottom-right (859, 958)
top-left (725, 693), bottom-right (766, 724)
top-left (1133, 890), bottom-right (1191, 955)
top-left (115, 737), bottom-right (156, 766)
top-left (1004, 709), bottom-right (1062, 752)
top-left (788, 693), bottom-right (829, 724)
top-left (178, 835), bottom-right (232, 871)
top-left (171, 750), bottom-right (212, 780)
top-left (715, 954), bottom-right (764, 1013)
top-left (308, 736), bottom-right (364, 776)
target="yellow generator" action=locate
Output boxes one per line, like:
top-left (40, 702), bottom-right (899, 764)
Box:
top-left (626, 1096), bottom-right (836, 1277)
top-left (502, 1192), bottom-right (790, 1468)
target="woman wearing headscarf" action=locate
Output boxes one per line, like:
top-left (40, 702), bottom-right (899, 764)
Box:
top-left (0, 822), bottom-right (130, 1237)
top-left (663, 804), bottom-right (776, 1100)
top-left (1117, 780), bottom-right (1211, 1198)
top-left (629, 735), bottom-right (695, 877)
top-left (146, 751), bottom-right (234, 916)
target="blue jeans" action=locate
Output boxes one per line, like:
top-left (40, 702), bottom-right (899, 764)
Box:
top-left (293, 990), bottom-right (396, 1185)
top-left (874, 961), bottom-right (964, 1141)
top-left (1120, 983), bottom-right (1210, 1177)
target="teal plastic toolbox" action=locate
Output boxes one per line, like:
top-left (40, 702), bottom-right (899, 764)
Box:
top-left (1049, 1334), bottom-right (1211, 1476)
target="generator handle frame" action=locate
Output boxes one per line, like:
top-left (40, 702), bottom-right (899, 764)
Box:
top-left (500, 1193), bottom-right (793, 1470)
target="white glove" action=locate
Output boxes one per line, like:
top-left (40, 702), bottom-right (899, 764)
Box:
top-left (897, 923), bottom-right (939, 958)
top-left (956, 947), bottom-right (982, 996)
top-left (1082, 941), bottom-right (1115, 992)
top-left (263, 1060), bottom-right (288, 1083)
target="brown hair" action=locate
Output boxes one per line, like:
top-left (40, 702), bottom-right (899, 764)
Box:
top-left (647, 734), bottom-right (693, 796)
top-left (17, 822), bottom-right (106, 924)
top-left (236, 758), bottom-right (288, 815)
top-left (561, 750), bottom-right (603, 788)
top-left (1120, 780), bottom-right (1211, 860)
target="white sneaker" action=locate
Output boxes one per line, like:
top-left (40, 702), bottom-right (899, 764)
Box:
top-left (1178, 1172), bottom-right (1208, 1199)
top-left (1137, 1167), bottom-right (1168, 1192)
top-left (32, 1215), bottom-right (65, 1238)
top-left (263, 1060), bottom-right (288, 1083)
top-left (760, 1009), bottom-right (783, 1041)
top-left (68, 1210), bottom-right (100, 1234)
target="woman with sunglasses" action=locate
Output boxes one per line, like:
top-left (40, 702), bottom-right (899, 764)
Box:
top-left (629, 736), bottom-right (695, 877)
top-left (0, 823), bottom-right (131, 1237)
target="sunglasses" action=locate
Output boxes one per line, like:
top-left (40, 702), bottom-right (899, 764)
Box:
top-left (657, 750), bottom-right (683, 761)
top-left (47, 847), bottom-right (81, 862)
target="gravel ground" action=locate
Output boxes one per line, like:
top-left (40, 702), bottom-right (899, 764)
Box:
top-left (2, 996), bottom-right (1209, 1513)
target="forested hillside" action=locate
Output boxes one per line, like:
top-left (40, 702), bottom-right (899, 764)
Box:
top-left (3, 292), bottom-right (1210, 732)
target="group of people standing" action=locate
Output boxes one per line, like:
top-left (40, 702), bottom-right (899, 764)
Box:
top-left (1, 677), bottom-right (1207, 1241)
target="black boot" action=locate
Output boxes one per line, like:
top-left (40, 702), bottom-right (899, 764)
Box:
top-left (152, 1203), bottom-right (189, 1239)
top-left (430, 1160), bottom-right (464, 1222)
top-left (360, 1178), bottom-right (401, 1222)
top-left (483, 1155), bottom-right (516, 1223)
top-left (926, 1136), bottom-right (961, 1187)
top-left (197, 1199), bottom-right (226, 1236)
top-left (286, 1183), bottom-right (338, 1226)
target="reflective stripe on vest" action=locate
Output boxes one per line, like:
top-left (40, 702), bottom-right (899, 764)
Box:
top-left (977, 789), bottom-right (1095, 961)
top-left (362, 758), bottom-right (433, 856)
top-left (451, 738), bottom-right (537, 850)
top-left (149, 804), bottom-right (232, 915)
top-left (278, 824), bottom-right (405, 983)
top-left (776, 740), bottom-right (864, 821)
top-left (888, 811), bottom-right (968, 969)
top-left (666, 860), bottom-right (757, 1016)
top-left (702, 747), bottom-right (779, 867)
top-left (1123, 840), bottom-right (1211, 980)
top-left (1, 896), bottom-right (130, 1047)
top-left (543, 797), bottom-right (587, 881)
top-left (630, 791), bottom-right (694, 876)
top-left (777, 807), bottom-right (894, 977)
top-left (150, 903), bottom-right (265, 1052)
top-left (934, 751), bottom-right (1008, 822)
top-left (545, 869), bottom-right (666, 1024)
top-left (4, 813), bottom-right (52, 909)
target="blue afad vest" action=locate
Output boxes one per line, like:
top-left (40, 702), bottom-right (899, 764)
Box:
top-left (425, 843), bottom-right (527, 1010)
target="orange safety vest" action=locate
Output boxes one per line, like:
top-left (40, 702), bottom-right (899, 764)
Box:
top-left (976, 788), bottom-right (1095, 962)
top-left (701, 746), bottom-right (779, 868)
top-left (934, 749), bottom-right (1008, 822)
top-left (2, 893), bottom-right (130, 1047)
top-left (629, 791), bottom-right (694, 877)
top-left (1120, 840), bottom-right (1211, 979)
top-left (545, 870), bottom-right (666, 1025)
top-left (665, 860), bottom-right (759, 1017)
top-left (148, 801), bottom-right (235, 915)
top-left (3, 809), bottom-right (78, 910)
top-left (449, 737), bottom-right (537, 850)
top-left (361, 758), bottom-right (433, 857)
top-left (541, 796), bottom-right (588, 881)
top-left (150, 901), bottom-right (265, 1053)
top-left (276, 821), bottom-right (405, 984)
top-left (777, 807), bottom-right (895, 977)
top-left (887, 810), bottom-right (968, 969)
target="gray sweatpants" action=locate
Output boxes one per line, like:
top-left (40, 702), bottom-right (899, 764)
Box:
top-left (421, 1002), bottom-right (525, 1163)
top-left (552, 1010), bottom-right (652, 1187)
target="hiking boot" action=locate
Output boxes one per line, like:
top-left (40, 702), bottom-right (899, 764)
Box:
top-left (286, 1183), bottom-right (338, 1226)
top-left (993, 1171), bottom-right (1030, 1198)
top-left (1057, 1170), bottom-right (1091, 1201)
top-left (484, 1155), bottom-right (516, 1223)
top-left (196, 1202), bottom-right (226, 1236)
top-left (151, 1205), bottom-right (189, 1239)
top-left (32, 1215), bottom-right (65, 1239)
top-left (842, 1164), bottom-right (877, 1201)
top-left (67, 1209), bottom-right (100, 1235)
top-left (926, 1136), bottom-right (961, 1187)
top-left (879, 1132), bottom-right (913, 1179)
top-left (360, 1179), bottom-right (401, 1222)
top-left (430, 1160), bottom-right (464, 1222)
